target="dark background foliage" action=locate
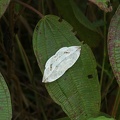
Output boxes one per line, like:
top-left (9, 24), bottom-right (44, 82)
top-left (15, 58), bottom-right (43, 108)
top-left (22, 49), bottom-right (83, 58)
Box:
top-left (0, 0), bottom-right (120, 119)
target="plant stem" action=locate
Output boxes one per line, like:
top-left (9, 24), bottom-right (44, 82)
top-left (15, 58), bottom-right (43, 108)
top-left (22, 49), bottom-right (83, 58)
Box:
top-left (101, 77), bottom-right (114, 100)
top-left (100, 12), bottom-right (107, 86)
top-left (15, 0), bottom-right (32, 20)
top-left (15, 34), bottom-right (33, 83)
top-left (12, 0), bottom-right (44, 18)
top-left (97, 63), bottom-right (111, 78)
top-left (111, 88), bottom-right (120, 117)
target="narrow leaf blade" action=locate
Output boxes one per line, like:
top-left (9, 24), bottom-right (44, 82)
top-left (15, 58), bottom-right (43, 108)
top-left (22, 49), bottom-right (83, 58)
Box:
top-left (69, 0), bottom-right (96, 31)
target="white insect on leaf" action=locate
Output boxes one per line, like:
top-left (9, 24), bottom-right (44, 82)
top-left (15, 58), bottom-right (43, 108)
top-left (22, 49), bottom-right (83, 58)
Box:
top-left (42, 46), bottom-right (81, 83)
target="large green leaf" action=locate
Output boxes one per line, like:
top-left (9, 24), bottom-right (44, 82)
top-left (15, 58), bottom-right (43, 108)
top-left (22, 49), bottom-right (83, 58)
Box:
top-left (0, 0), bottom-right (10, 18)
top-left (107, 5), bottom-right (120, 86)
top-left (88, 116), bottom-right (114, 120)
top-left (53, 0), bottom-right (102, 47)
top-left (33, 15), bottom-right (101, 120)
top-left (0, 73), bottom-right (12, 120)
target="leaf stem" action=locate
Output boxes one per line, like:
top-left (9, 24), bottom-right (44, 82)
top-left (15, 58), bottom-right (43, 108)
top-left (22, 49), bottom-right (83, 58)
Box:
top-left (12, 0), bottom-right (44, 18)
top-left (100, 12), bottom-right (107, 86)
top-left (111, 87), bottom-right (120, 117)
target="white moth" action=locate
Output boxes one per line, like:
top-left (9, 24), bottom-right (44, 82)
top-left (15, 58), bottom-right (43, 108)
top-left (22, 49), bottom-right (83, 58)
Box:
top-left (42, 46), bottom-right (81, 83)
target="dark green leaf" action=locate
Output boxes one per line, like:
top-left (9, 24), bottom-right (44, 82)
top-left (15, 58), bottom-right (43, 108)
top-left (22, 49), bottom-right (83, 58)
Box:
top-left (53, 0), bottom-right (102, 47)
top-left (33, 15), bottom-right (101, 120)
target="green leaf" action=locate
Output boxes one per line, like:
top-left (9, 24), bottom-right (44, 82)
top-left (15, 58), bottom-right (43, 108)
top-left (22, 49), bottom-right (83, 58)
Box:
top-left (88, 116), bottom-right (115, 120)
top-left (107, 5), bottom-right (120, 86)
top-left (69, 0), bottom-right (96, 31)
top-left (33, 15), bottom-right (101, 120)
top-left (53, 0), bottom-right (102, 47)
top-left (92, 20), bottom-right (105, 27)
top-left (0, 0), bottom-right (10, 18)
top-left (0, 73), bottom-right (12, 120)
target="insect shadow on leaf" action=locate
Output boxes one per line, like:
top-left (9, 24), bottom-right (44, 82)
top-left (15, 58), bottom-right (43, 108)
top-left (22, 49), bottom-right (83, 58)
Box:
top-left (87, 74), bottom-right (93, 79)
top-left (58, 17), bottom-right (63, 22)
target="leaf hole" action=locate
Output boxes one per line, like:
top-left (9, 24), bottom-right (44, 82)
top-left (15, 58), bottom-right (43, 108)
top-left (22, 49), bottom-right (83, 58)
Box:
top-left (36, 26), bottom-right (39, 31)
top-left (71, 29), bottom-right (77, 35)
top-left (87, 74), bottom-right (93, 79)
top-left (58, 18), bottom-right (63, 22)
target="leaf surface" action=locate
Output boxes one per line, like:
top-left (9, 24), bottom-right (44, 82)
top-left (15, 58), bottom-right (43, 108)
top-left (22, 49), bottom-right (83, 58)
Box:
top-left (88, 116), bottom-right (115, 120)
top-left (33, 15), bottom-right (101, 120)
top-left (0, 0), bottom-right (10, 18)
top-left (0, 73), bottom-right (12, 120)
top-left (107, 5), bottom-right (120, 86)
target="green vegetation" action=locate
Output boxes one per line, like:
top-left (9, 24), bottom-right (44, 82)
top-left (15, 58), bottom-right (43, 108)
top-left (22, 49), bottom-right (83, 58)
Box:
top-left (0, 0), bottom-right (120, 120)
